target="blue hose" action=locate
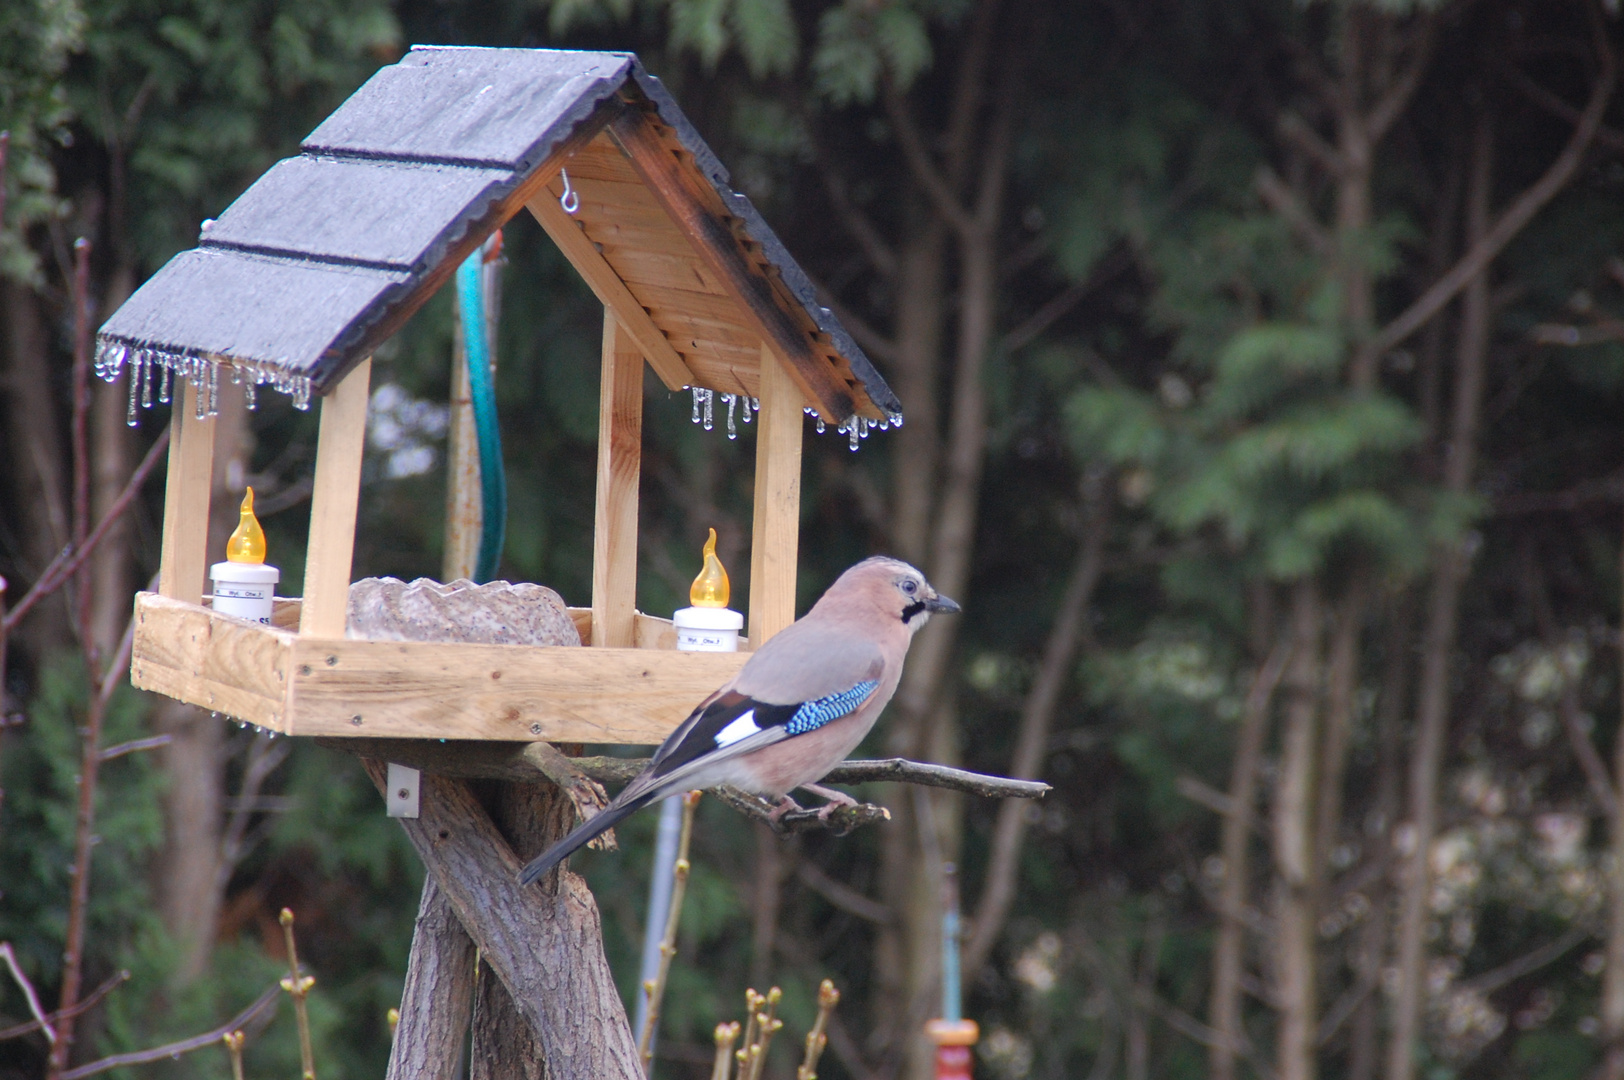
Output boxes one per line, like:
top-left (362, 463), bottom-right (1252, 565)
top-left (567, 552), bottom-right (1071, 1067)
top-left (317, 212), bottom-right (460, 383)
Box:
top-left (457, 247), bottom-right (505, 584)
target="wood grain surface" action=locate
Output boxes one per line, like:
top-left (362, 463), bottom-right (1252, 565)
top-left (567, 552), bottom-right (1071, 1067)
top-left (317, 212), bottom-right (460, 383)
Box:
top-left (591, 313), bottom-right (643, 650)
top-left (158, 383), bottom-right (217, 606)
top-left (300, 358), bottom-right (370, 637)
top-left (385, 877), bottom-right (477, 1080)
top-left (362, 761), bottom-right (641, 1080)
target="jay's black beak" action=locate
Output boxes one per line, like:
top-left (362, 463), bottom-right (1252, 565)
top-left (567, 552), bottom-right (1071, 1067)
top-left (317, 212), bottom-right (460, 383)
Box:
top-left (925, 593), bottom-right (961, 614)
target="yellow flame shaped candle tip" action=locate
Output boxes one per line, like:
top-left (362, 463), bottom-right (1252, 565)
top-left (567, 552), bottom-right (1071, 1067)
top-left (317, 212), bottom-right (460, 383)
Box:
top-left (226, 487), bottom-right (266, 564)
top-left (690, 528), bottom-right (729, 607)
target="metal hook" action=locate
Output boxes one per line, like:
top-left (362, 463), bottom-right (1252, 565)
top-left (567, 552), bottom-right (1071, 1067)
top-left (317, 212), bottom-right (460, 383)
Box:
top-left (559, 168), bottom-right (580, 214)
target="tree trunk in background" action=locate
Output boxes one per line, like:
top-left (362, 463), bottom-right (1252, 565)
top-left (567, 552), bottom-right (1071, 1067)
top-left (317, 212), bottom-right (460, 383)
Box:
top-left (1209, 585), bottom-right (1289, 1080)
top-left (1, 279), bottom-right (72, 655)
top-left (750, 821), bottom-right (784, 991)
top-left (1386, 112), bottom-right (1493, 1080)
top-left (963, 469), bottom-right (1109, 979)
top-left (1273, 580), bottom-right (1324, 1080)
top-left (1349, 593), bottom-right (1412, 1080)
top-left (871, 7), bottom-right (1016, 1072)
top-left (1315, 582), bottom-right (1366, 901)
top-left (873, 213), bottom-right (949, 1047)
top-left (886, 211), bottom-right (947, 568)
top-left (157, 379), bottom-right (253, 982)
top-left (88, 266), bottom-right (137, 660)
top-left (1600, 505), bottom-right (1624, 1078)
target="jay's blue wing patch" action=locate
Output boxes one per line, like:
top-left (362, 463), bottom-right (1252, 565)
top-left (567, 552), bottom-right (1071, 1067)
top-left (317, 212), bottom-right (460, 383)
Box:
top-left (650, 681), bottom-right (880, 780)
top-left (783, 681), bottom-right (879, 735)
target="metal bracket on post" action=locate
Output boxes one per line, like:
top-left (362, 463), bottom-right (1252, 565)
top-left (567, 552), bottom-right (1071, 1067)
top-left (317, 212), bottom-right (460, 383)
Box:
top-left (387, 763), bottom-right (422, 819)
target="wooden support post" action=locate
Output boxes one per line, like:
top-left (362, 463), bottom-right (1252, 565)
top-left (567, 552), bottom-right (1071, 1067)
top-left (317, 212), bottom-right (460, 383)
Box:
top-left (300, 357), bottom-right (371, 637)
top-left (362, 761), bottom-right (642, 1080)
top-left (158, 380), bottom-right (217, 605)
top-left (443, 306), bottom-right (481, 582)
top-left (469, 782), bottom-right (560, 1080)
top-left (385, 878), bottom-right (476, 1080)
top-left (749, 343), bottom-right (804, 646)
top-left (591, 312), bottom-right (642, 649)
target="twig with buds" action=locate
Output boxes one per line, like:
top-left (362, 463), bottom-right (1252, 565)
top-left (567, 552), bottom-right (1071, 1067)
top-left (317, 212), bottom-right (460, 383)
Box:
top-left (278, 909), bottom-right (317, 1080)
top-left (796, 980), bottom-right (840, 1080)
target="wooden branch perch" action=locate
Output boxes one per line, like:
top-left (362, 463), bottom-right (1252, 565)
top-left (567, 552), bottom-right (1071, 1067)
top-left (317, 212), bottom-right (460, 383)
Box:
top-left (322, 739), bottom-right (1049, 811)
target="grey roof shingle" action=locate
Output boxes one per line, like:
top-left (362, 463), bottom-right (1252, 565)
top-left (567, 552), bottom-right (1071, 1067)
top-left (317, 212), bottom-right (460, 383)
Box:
top-left (96, 46), bottom-right (899, 424)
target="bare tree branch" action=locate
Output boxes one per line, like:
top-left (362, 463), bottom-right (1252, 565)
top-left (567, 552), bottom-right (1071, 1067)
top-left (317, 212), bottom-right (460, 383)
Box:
top-left (318, 738), bottom-right (1049, 801)
top-left (794, 860), bottom-right (893, 924)
top-left (814, 163), bottom-right (898, 278)
top-left (217, 732), bottom-right (291, 893)
top-left (98, 735), bottom-right (171, 762)
top-left (1370, 17), bottom-right (1616, 358)
top-left (1496, 471), bottom-right (1624, 515)
top-left (1255, 167), bottom-right (1332, 255)
top-left (3, 427), bottom-right (169, 633)
top-left (809, 279), bottom-right (899, 365)
top-left (1277, 113), bottom-right (1347, 178)
top-left (964, 473), bottom-right (1110, 978)
top-left (1282, 38), bottom-right (1348, 117)
top-left (1001, 247), bottom-right (1134, 356)
top-left (1366, 14), bottom-right (1439, 142)
top-left (1501, 60), bottom-right (1624, 153)
top-left (880, 81), bottom-right (977, 237)
top-left (0, 970), bottom-right (128, 1044)
top-left (1316, 977), bottom-right (1375, 1047)
top-left (0, 943), bottom-right (55, 1044)
top-left (58, 983), bottom-right (282, 1080)
top-left (93, 577), bottom-right (148, 715)
top-left (1457, 926), bottom-right (1590, 994)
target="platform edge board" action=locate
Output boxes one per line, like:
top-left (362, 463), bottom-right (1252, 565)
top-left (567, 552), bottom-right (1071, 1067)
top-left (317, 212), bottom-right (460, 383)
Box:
top-left (130, 658), bottom-right (289, 731)
top-left (284, 636), bottom-right (746, 743)
top-left (130, 593), bottom-right (748, 743)
top-left (133, 592), bottom-right (295, 700)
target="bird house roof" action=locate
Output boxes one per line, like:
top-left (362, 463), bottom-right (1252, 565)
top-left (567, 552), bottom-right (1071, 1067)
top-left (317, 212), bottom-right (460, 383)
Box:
top-left (96, 46), bottom-right (899, 424)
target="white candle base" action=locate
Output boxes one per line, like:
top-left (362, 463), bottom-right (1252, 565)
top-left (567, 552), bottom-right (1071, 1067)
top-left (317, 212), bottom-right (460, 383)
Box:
top-left (210, 562), bottom-right (281, 624)
top-left (673, 606), bottom-right (743, 653)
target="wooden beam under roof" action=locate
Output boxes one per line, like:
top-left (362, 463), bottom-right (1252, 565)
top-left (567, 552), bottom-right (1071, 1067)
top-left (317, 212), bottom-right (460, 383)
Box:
top-left (526, 189), bottom-right (695, 390)
top-left (607, 106), bottom-right (859, 423)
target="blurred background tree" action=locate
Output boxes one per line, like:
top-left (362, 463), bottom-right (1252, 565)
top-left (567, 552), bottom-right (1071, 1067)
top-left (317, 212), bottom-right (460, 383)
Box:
top-left (7, 1), bottom-right (1624, 1079)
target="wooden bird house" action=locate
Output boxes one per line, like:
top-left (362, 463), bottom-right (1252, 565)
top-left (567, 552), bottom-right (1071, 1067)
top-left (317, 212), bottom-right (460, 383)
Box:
top-left (100, 46), bottom-right (901, 746)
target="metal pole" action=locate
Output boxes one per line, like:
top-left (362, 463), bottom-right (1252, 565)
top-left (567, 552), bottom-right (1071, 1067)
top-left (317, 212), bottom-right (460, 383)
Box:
top-left (633, 795), bottom-right (684, 1048)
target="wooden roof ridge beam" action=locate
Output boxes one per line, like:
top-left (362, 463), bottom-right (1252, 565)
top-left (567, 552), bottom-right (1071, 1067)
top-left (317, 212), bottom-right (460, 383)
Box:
top-left (526, 188), bottom-right (694, 390)
top-left (606, 108), bottom-right (858, 423)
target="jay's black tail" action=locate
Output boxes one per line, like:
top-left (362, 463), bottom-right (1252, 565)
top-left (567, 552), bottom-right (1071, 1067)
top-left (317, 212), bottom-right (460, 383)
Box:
top-left (517, 792), bottom-right (653, 886)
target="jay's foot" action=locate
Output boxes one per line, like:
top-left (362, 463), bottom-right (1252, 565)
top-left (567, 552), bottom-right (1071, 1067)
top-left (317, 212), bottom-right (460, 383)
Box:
top-left (800, 782), bottom-right (859, 820)
top-left (767, 794), bottom-right (806, 825)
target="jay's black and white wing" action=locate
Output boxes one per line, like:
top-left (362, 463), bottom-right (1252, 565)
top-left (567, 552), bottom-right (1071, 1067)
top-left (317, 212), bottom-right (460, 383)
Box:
top-left (517, 627), bottom-right (882, 885)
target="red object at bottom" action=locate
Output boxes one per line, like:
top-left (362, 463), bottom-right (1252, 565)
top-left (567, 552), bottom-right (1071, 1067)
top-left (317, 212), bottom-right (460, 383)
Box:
top-left (934, 1044), bottom-right (973, 1079)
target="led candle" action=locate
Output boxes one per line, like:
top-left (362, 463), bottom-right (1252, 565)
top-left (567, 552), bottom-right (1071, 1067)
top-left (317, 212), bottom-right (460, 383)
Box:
top-left (209, 488), bottom-right (281, 624)
top-left (672, 529), bottom-right (743, 653)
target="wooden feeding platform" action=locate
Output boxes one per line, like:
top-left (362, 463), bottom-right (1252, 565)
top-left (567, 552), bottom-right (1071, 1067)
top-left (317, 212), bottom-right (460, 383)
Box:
top-left (99, 46), bottom-right (903, 747)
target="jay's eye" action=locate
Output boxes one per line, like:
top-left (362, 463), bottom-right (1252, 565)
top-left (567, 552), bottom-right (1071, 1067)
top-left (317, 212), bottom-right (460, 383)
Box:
top-left (900, 579), bottom-right (918, 596)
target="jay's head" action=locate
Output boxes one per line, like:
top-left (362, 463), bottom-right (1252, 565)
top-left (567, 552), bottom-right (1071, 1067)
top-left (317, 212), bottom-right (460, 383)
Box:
top-left (829, 556), bottom-right (961, 631)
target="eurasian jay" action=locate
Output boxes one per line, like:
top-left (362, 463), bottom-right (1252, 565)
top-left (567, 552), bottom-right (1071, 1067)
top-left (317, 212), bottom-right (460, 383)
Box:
top-left (518, 556), bottom-right (959, 885)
